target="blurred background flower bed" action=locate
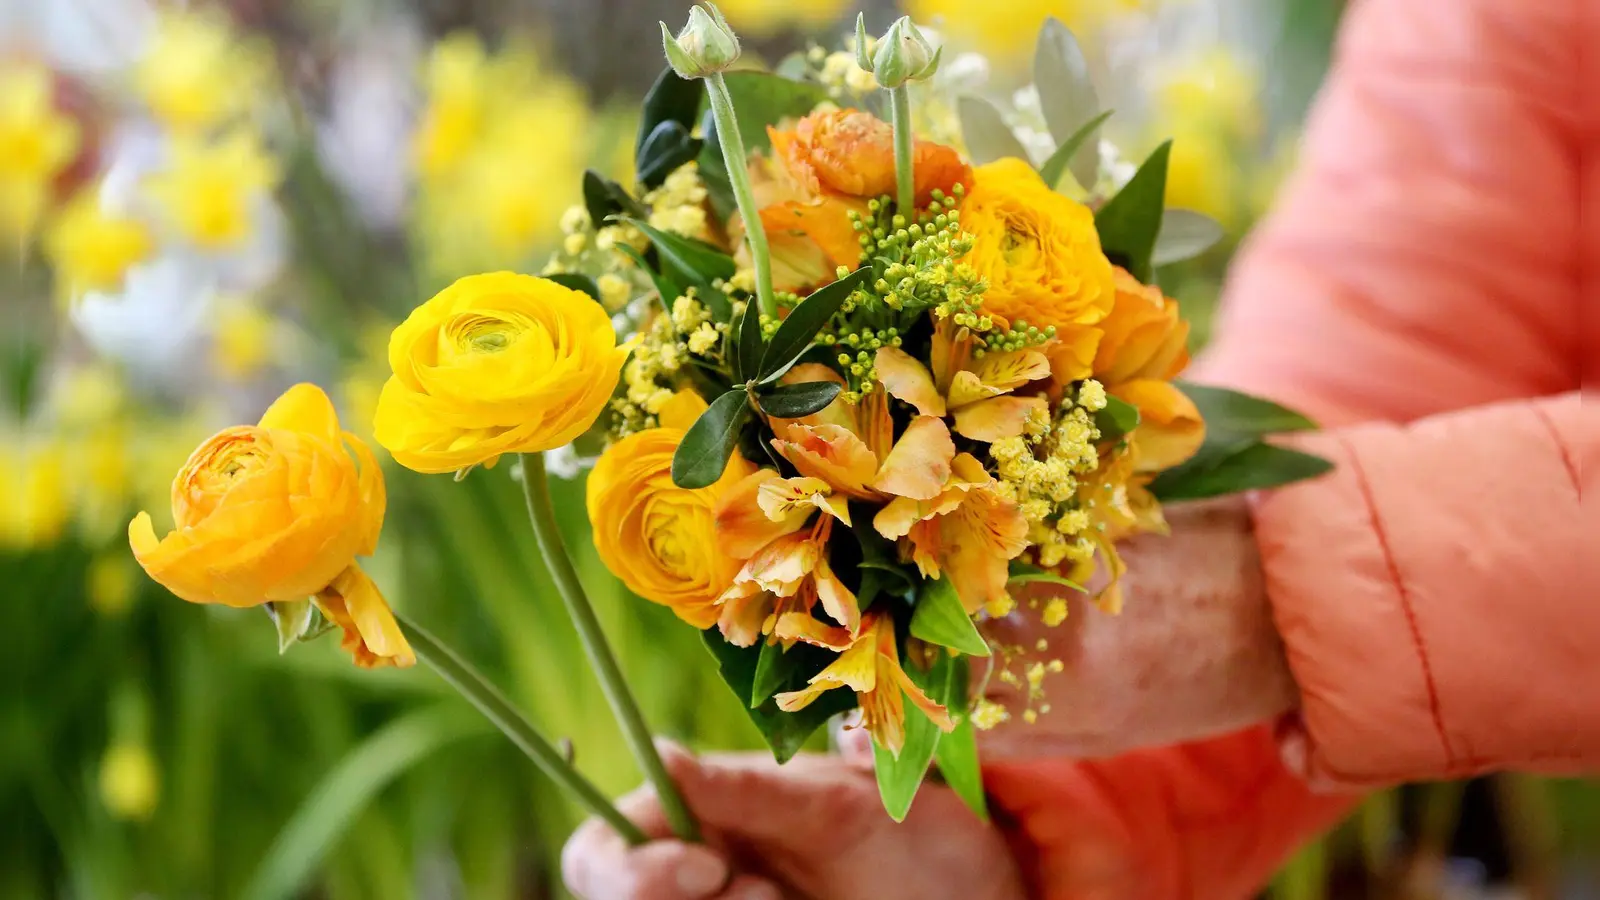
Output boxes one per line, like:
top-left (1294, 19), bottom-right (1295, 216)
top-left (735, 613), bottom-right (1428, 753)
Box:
top-left (1, 0), bottom-right (1592, 898)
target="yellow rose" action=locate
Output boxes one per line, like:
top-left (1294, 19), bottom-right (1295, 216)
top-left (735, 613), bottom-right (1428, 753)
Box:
top-left (373, 272), bottom-right (630, 473)
top-left (960, 158), bottom-right (1115, 333)
top-left (586, 424), bottom-right (752, 628)
top-left (129, 384), bottom-right (413, 668)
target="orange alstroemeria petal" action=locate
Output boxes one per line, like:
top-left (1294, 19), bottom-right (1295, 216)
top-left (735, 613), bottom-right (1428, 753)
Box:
top-left (967, 349), bottom-right (1052, 395)
top-left (874, 346), bottom-right (946, 417)
top-left (940, 489), bottom-right (1030, 613)
top-left (811, 554), bottom-right (861, 635)
top-left (770, 421), bottom-right (881, 499)
top-left (1115, 379), bottom-right (1206, 472)
top-left (315, 564), bottom-right (415, 668)
top-left (771, 610), bottom-right (855, 650)
top-left (872, 415), bottom-right (954, 501)
top-left (716, 583), bottom-right (774, 648)
top-left (716, 469), bottom-right (807, 559)
top-left (952, 394), bottom-right (1048, 442)
top-left (757, 475), bottom-right (852, 527)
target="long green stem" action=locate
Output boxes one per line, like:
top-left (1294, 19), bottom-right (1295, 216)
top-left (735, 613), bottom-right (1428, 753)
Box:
top-left (394, 613), bottom-right (647, 845)
top-left (518, 452), bottom-right (700, 843)
top-left (706, 71), bottom-right (776, 321)
top-left (889, 84), bottom-right (915, 218)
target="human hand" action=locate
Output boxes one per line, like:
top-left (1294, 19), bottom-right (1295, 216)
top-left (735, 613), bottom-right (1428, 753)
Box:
top-left (976, 497), bottom-right (1298, 760)
top-left (561, 744), bottom-right (1026, 900)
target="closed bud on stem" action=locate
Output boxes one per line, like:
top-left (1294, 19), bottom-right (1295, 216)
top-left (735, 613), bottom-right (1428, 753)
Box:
top-left (858, 15), bottom-right (940, 89)
top-left (660, 3), bottom-right (741, 79)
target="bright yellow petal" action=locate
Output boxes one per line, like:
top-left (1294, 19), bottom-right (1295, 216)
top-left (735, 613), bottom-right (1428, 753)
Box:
top-left (872, 416), bottom-right (954, 501)
top-left (874, 346), bottom-right (945, 417)
top-left (1116, 379), bottom-right (1206, 471)
top-left (1046, 324), bottom-right (1102, 384)
top-left (945, 370), bottom-right (1005, 408)
top-left (952, 395), bottom-right (1048, 442)
top-left (257, 383), bottom-right (340, 443)
top-left (316, 564), bottom-right (415, 668)
top-left (341, 430), bottom-right (386, 557)
top-left (968, 349), bottom-right (1051, 394)
top-left (658, 389), bottom-right (708, 431)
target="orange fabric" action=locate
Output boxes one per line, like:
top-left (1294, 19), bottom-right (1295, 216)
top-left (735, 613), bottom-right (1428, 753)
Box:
top-left (985, 0), bottom-right (1594, 896)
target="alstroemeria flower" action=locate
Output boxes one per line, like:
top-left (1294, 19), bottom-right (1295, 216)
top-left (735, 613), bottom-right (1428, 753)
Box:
top-left (774, 612), bottom-right (954, 756)
top-left (875, 317), bottom-right (1054, 442)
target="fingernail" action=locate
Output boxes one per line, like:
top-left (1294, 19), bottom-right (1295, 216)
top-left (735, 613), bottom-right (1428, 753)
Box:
top-left (675, 852), bottom-right (727, 894)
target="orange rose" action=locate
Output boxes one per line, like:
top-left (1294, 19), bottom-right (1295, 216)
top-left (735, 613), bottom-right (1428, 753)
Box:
top-left (1093, 268), bottom-right (1203, 472)
top-left (129, 384), bottom-right (413, 667)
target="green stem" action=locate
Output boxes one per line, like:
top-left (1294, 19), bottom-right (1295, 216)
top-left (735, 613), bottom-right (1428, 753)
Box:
top-left (706, 71), bottom-right (776, 321)
top-left (889, 84), bottom-right (915, 218)
top-left (518, 452), bottom-right (701, 843)
top-left (394, 614), bottom-right (647, 845)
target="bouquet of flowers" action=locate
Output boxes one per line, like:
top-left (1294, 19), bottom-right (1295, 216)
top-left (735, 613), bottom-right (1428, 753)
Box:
top-left (128, 3), bottom-right (1331, 837)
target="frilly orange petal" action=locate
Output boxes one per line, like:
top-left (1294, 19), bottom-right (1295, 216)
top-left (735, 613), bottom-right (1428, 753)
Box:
top-left (716, 469), bottom-right (806, 559)
top-left (874, 347), bottom-right (945, 417)
top-left (872, 415), bottom-right (954, 501)
top-left (1115, 379), bottom-right (1206, 472)
top-left (952, 394), bottom-right (1048, 442)
top-left (770, 421), bottom-right (880, 499)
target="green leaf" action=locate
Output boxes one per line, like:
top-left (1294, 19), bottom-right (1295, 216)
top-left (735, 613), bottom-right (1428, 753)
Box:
top-left (582, 169), bottom-right (643, 228)
top-left (1034, 18), bottom-right (1100, 189)
top-left (1177, 382), bottom-right (1317, 437)
top-left (1152, 208), bottom-right (1225, 266)
top-left (545, 273), bottom-right (601, 303)
top-left (615, 243), bottom-right (685, 309)
top-left (850, 509), bottom-right (917, 594)
top-left (757, 380), bottom-right (841, 419)
top-left (873, 650), bottom-right (947, 821)
top-left (733, 303), bottom-right (764, 382)
top-left (751, 640), bottom-right (797, 708)
top-left (957, 95), bottom-right (1029, 165)
top-left (1007, 560), bottom-right (1084, 591)
top-left (930, 654), bottom-right (987, 821)
top-left (624, 217), bottom-right (737, 295)
top-left (1147, 441), bottom-right (1334, 502)
top-left (1038, 109), bottom-right (1114, 192)
top-left (671, 390), bottom-right (750, 489)
top-left (1094, 393), bottom-right (1140, 442)
top-left (637, 68), bottom-right (703, 161)
top-left (1095, 140), bottom-right (1171, 282)
top-left (758, 268), bottom-right (870, 381)
top-left (909, 576), bottom-right (990, 657)
top-left (701, 631), bottom-right (857, 764)
top-left (637, 120), bottom-right (703, 189)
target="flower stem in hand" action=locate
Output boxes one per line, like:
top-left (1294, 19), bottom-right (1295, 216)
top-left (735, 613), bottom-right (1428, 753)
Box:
top-left (706, 71), bottom-right (776, 321)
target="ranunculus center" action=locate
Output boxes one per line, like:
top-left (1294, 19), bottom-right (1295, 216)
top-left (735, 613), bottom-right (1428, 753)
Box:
top-left (1001, 221), bottom-right (1042, 268)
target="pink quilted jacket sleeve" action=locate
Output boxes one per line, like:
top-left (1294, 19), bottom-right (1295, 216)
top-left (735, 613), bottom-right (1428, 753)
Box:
top-left (985, 0), bottom-right (1594, 895)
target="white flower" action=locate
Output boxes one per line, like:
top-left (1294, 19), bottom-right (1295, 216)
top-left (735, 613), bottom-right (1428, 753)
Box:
top-left (71, 254), bottom-right (216, 381)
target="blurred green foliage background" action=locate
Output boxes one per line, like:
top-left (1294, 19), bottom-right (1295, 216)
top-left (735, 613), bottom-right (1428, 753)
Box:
top-left (1, 1), bottom-right (1592, 898)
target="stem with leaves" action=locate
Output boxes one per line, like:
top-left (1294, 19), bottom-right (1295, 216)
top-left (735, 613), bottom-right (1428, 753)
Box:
top-left (706, 72), bottom-right (776, 321)
top-left (394, 614), bottom-right (648, 845)
top-left (517, 452), bottom-right (701, 842)
top-left (889, 85), bottom-right (915, 217)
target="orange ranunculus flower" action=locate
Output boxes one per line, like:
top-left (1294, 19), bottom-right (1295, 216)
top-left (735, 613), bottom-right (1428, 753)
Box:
top-left (753, 108), bottom-right (971, 288)
top-left (960, 158), bottom-right (1115, 336)
top-left (775, 612), bottom-right (953, 755)
top-left (129, 384), bottom-right (413, 668)
top-left (373, 272), bottom-right (631, 474)
top-left (586, 405), bottom-right (753, 630)
top-left (1092, 267), bottom-right (1204, 472)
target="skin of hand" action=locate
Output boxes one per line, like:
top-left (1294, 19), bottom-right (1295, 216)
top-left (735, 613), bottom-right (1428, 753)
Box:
top-left (976, 496), bottom-right (1300, 761)
top-left (561, 744), bottom-right (1026, 900)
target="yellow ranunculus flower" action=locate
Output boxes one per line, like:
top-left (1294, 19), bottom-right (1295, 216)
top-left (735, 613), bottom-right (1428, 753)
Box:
top-left (374, 273), bottom-right (630, 473)
top-left (960, 158), bottom-right (1115, 334)
top-left (129, 384), bottom-right (413, 668)
top-left (587, 407), bottom-right (753, 629)
top-left (1092, 268), bottom-right (1203, 472)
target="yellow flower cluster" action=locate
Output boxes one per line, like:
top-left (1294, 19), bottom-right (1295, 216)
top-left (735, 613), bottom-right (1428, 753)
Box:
top-left (990, 380), bottom-right (1108, 575)
top-left (613, 291), bottom-right (730, 436)
top-left (0, 60), bottom-right (80, 241)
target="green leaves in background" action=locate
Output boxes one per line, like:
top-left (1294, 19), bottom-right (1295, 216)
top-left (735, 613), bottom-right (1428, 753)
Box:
top-left (699, 72), bottom-right (831, 218)
top-left (545, 273), bottom-right (601, 303)
top-left (1039, 108), bottom-right (1114, 192)
top-left (1095, 140), bottom-right (1170, 282)
top-left (1094, 393), bottom-right (1140, 443)
top-left (1034, 17), bottom-right (1101, 191)
top-left (670, 389), bottom-right (749, 488)
top-left (756, 380), bottom-right (842, 419)
top-left (623, 217), bottom-right (736, 318)
top-left (1007, 560), bottom-right (1083, 592)
top-left (636, 68), bottom-right (704, 189)
top-left (871, 647), bottom-right (964, 822)
top-left (758, 267), bottom-right (869, 381)
top-left (930, 654), bottom-right (986, 821)
top-left (700, 632), bottom-right (855, 764)
top-left (909, 576), bottom-right (989, 658)
top-left (581, 169), bottom-right (642, 229)
top-left (1152, 208), bottom-right (1225, 266)
top-left (1147, 383), bottom-right (1331, 501)
top-left (957, 95), bottom-right (1029, 166)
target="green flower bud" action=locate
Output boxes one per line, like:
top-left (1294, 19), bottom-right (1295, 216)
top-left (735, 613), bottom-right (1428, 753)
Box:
top-left (858, 15), bottom-right (941, 89)
top-left (660, 3), bottom-right (740, 79)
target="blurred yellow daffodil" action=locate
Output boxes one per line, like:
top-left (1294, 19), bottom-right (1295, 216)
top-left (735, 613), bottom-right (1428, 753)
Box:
top-left (0, 61), bottom-right (80, 240)
top-left (145, 130), bottom-right (280, 250)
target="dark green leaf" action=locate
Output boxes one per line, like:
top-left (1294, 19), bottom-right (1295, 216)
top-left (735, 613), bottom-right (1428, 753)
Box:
top-left (1147, 441), bottom-right (1334, 502)
top-left (1152, 208), bottom-right (1225, 266)
top-left (637, 120), bottom-right (703, 190)
top-left (1094, 393), bottom-right (1140, 442)
top-left (1038, 109), bottom-right (1114, 191)
top-left (1007, 560), bottom-right (1084, 592)
top-left (758, 268), bottom-right (870, 381)
top-left (636, 68), bottom-right (703, 161)
top-left (909, 576), bottom-right (990, 657)
top-left (701, 631), bottom-right (857, 764)
top-left (1177, 382), bottom-right (1317, 437)
top-left (1095, 140), bottom-right (1171, 282)
top-left (1034, 18), bottom-right (1100, 188)
top-left (545, 273), bottom-right (601, 302)
top-left (623, 217), bottom-right (736, 298)
top-left (851, 511), bottom-right (918, 594)
top-left (582, 169), bottom-right (643, 228)
top-left (671, 390), bottom-right (750, 489)
top-left (734, 302), bottom-right (763, 382)
top-left (757, 380), bottom-right (841, 419)
top-left (873, 649), bottom-right (948, 821)
top-left (930, 654), bottom-right (987, 821)
top-left (957, 95), bottom-right (1029, 165)
top-left (751, 640), bottom-right (797, 708)
top-left (615, 243), bottom-right (685, 311)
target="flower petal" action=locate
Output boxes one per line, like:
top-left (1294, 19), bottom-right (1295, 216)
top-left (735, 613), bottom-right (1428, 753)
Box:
top-left (874, 347), bottom-right (945, 417)
top-left (257, 383), bottom-right (340, 443)
top-left (872, 416), bottom-right (954, 501)
top-left (315, 564), bottom-right (415, 668)
top-left (770, 421), bottom-right (881, 498)
top-left (953, 395), bottom-right (1048, 442)
top-left (1115, 379), bottom-right (1206, 471)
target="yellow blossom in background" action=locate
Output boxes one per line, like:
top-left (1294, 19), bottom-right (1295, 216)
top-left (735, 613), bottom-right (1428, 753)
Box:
top-left (373, 273), bottom-right (631, 474)
top-left (145, 130), bottom-right (280, 250)
top-left (716, 0), bottom-right (852, 36)
top-left (134, 8), bottom-right (271, 132)
top-left (99, 741), bottom-right (160, 821)
top-left (0, 435), bottom-right (70, 548)
top-left (44, 187), bottom-right (155, 299)
top-left (88, 551), bottom-right (138, 616)
top-left (0, 61), bottom-right (80, 240)
top-left (1154, 48), bottom-right (1261, 145)
top-left (130, 384), bottom-right (413, 668)
top-left (212, 301), bottom-right (277, 380)
top-left (906, 0), bottom-right (1143, 62)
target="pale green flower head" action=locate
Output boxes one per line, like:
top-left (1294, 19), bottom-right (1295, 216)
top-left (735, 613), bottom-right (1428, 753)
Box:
top-left (660, 3), bottom-right (741, 79)
top-left (855, 14), bottom-right (941, 89)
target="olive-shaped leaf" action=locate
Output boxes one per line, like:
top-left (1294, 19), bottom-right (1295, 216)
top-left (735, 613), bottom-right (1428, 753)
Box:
top-left (1094, 141), bottom-right (1171, 282)
top-left (757, 380), bottom-right (842, 419)
top-left (757, 268), bottom-right (871, 381)
top-left (671, 390), bottom-right (750, 489)
top-left (1038, 109), bottom-right (1113, 192)
top-left (957, 95), bottom-right (1029, 166)
top-left (1152, 209), bottom-right (1225, 267)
